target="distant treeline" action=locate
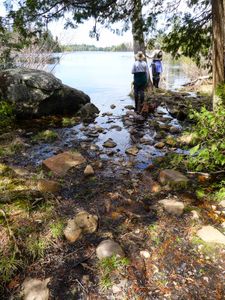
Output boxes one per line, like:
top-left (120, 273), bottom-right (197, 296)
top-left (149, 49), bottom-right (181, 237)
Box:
top-left (61, 43), bottom-right (133, 52)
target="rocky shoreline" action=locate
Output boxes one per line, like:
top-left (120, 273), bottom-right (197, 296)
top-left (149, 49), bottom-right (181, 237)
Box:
top-left (0, 89), bottom-right (224, 299)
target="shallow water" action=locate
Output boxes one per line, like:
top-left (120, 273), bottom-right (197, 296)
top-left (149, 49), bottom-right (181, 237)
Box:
top-left (26, 52), bottom-right (190, 167)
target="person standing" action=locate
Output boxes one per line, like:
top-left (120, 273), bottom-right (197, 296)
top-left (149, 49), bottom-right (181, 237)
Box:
top-left (148, 44), bottom-right (163, 88)
top-left (131, 51), bottom-right (149, 113)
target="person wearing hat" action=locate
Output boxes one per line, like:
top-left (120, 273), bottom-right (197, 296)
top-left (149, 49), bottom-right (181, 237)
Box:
top-left (131, 51), bottom-right (149, 113)
top-left (147, 44), bottom-right (163, 88)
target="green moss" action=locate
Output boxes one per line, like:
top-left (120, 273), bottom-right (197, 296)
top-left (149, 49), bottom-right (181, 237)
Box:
top-left (26, 235), bottom-right (49, 259)
top-left (62, 117), bottom-right (79, 127)
top-left (0, 163), bottom-right (9, 174)
top-left (0, 101), bottom-right (15, 128)
top-left (148, 224), bottom-right (158, 232)
top-left (32, 129), bottom-right (58, 142)
top-left (0, 142), bottom-right (24, 157)
top-left (99, 255), bottom-right (130, 290)
top-left (50, 219), bottom-right (65, 238)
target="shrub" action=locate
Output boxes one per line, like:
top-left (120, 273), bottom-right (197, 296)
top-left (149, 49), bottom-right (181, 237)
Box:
top-left (0, 101), bottom-right (14, 127)
top-left (188, 106), bottom-right (225, 172)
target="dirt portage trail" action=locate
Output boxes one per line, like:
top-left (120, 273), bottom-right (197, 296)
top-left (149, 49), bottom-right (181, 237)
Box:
top-left (0, 90), bottom-right (224, 300)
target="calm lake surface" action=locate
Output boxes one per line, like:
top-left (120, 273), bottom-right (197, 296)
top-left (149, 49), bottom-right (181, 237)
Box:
top-left (52, 51), bottom-right (189, 113)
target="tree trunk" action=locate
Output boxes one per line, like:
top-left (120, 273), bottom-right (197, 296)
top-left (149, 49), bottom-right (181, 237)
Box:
top-left (212, 0), bottom-right (225, 109)
top-left (131, 0), bottom-right (146, 55)
top-left (131, 0), bottom-right (153, 88)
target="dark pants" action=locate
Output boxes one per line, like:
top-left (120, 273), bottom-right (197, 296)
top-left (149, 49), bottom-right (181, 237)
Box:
top-left (134, 84), bottom-right (145, 112)
top-left (153, 72), bottom-right (160, 88)
top-left (152, 63), bottom-right (161, 88)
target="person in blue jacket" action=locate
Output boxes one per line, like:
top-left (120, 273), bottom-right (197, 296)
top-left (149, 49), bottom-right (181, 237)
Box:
top-left (131, 51), bottom-right (149, 113)
top-left (149, 44), bottom-right (163, 88)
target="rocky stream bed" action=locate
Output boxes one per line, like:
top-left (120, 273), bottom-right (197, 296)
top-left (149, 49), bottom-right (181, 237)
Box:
top-left (0, 90), bottom-right (224, 300)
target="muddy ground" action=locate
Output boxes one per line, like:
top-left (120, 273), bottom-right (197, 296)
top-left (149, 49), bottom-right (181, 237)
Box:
top-left (0, 90), bottom-right (224, 300)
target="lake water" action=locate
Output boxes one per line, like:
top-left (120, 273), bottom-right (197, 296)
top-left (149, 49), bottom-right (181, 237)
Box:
top-left (52, 51), bottom-right (189, 113)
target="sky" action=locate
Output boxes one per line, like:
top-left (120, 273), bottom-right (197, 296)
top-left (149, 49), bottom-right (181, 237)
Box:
top-left (48, 19), bottom-right (133, 47)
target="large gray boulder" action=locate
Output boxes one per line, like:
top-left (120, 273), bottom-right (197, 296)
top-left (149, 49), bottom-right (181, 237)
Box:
top-left (0, 68), bottom-right (91, 117)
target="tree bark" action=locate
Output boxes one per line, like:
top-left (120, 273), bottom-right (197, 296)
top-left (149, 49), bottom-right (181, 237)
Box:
top-left (131, 0), bottom-right (146, 56)
top-left (212, 0), bottom-right (225, 109)
top-left (131, 0), bottom-right (153, 88)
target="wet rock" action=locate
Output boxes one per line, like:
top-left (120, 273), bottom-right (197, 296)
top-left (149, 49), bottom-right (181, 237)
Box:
top-left (102, 112), bottom-right (113, 117)
top-left (159, 198), bottom-right (185, 216)
top-left (125, 110), bottom-right (137, 117)
top-left (86, 131), bottom-right (99, 138)
top-left (90, 144), bottom-right (99, 151)
top-left (197, 225), bottom-right (225, 245)
top-left (103, 138), bottom-right (117, 148)
top-left (110, 125), bottom-right (122, 131)
top-left (84, 164), bottom-right (94, 176)
top-left (42, 151), bottom-right (86, 176)
top-left (156, 107), bottom-right (166, 114)
top-left (64, 211), bottom-right (98, 243)
top-left (95, 125), bottom-right (104, 133)
top-left (21, 277), bottom-right (50, 300)
top-left (154, 142), bottom-right (165, 149)
top-left (170, 126), bottom-right (181, 134)
top-left (96, 239), bottom-right (125, 259)
top-left (159, 123), bottom-right (170, 131)
top-left (80, 126), bottom-right (88, 132)
top-left (124, 105), bottom-right (135, 110)
top-left (78, 103), bottom-right (99, 120)
top-left (134, 114), bottom-right (145, 122)
top-left (110, 104), bottom-right (116, 109)
top-left (140, 138), bottom-right (153, 145)
top-left (107, 150), bottom-right (116, 156)
top-left (124, 120), bottom-right (133, 126)
top-left (125, 146), bottom-right (139, 156)
top-left (37, 179), bottom-right (61, 193)
top-left (106, 119), bottom-right (115, 124)
top-left (159, 169), bottom-right (189, 188)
